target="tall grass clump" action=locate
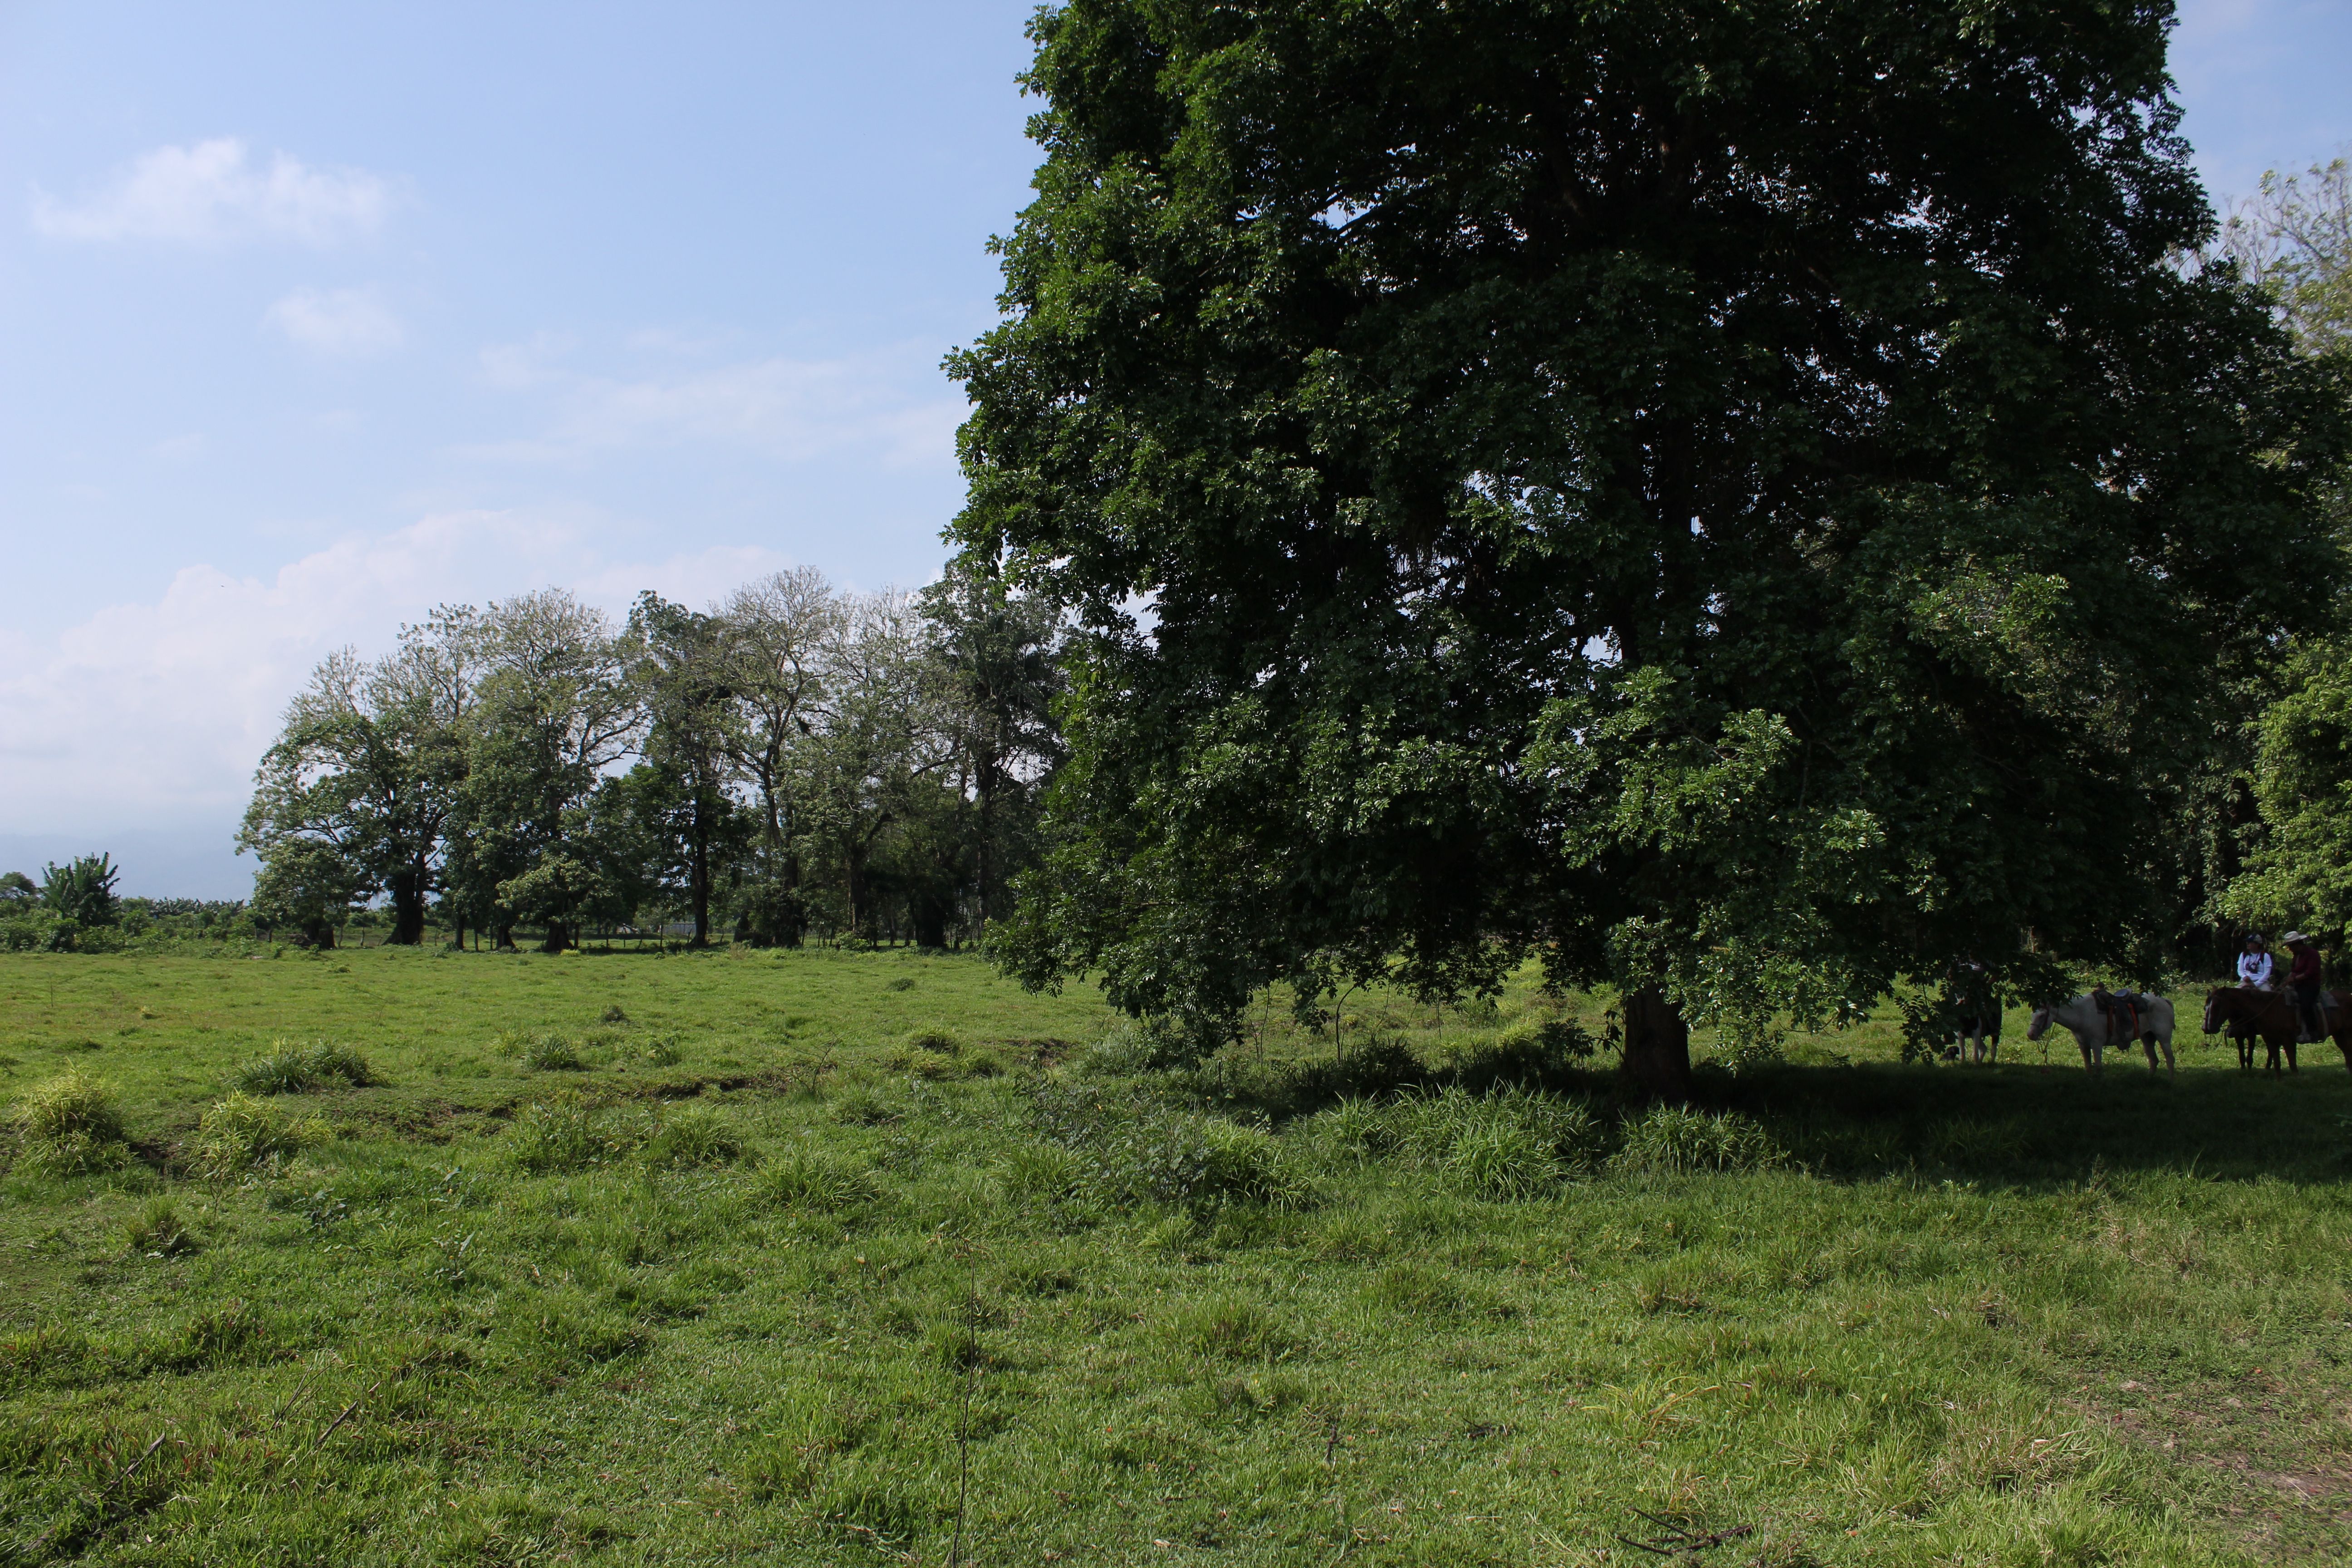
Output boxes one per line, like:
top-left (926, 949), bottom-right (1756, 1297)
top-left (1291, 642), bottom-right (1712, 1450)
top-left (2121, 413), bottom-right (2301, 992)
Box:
top-left (1312, 1085), bottom-right (1604, 1199)
top-left (1026, 1081), bottom-right (1314, 1211)
top-left (758, 1149), bottom-right (880, 1212)
top-left (11, 1069), bottom-right (131, 1176)
top-left (643, 1106), bottom-right (746, 1168)
top-left (521, 1035), bottom-right (587, 1072)
top-left (507, 1101), bottom-right (651, 1174)
top-left (191, 1092), bottom-right (325, 1178)
top-left (1397, 1086), bottom-right (1604, 1198)
top-left (125, 1196), bottom-right (199, 1257)
top-left (229, 1040), bottom-right (377, 1094)
top-left (1612, 1104), bottom-right (1785, 1175)
top-left (1078, 1015), bottom-right (1204, 1075)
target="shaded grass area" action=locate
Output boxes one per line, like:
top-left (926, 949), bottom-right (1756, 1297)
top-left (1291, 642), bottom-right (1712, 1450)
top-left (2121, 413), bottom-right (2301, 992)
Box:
top-left (1, 948), bottom-right (2349, 1565)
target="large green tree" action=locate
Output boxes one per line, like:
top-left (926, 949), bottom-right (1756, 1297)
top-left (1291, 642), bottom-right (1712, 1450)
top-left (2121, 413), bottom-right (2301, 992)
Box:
top-left (443, 592), bottom-right (639, 951)
top-left (627, 592), bottom-right (742, 946)
top-left (953, 0), bottom-right (2350, 1092)
top-left (240, 624), bottom-right (474, 946)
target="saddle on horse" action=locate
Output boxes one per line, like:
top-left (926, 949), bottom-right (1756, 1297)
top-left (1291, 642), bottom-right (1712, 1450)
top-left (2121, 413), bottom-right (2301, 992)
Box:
top-left (2093, 989), bottom-right (2144, 1045)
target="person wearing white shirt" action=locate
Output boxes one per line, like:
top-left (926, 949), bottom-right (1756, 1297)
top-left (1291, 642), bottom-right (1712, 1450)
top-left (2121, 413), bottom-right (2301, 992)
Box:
top-left (2237, 935), bottom-right (2274, 990)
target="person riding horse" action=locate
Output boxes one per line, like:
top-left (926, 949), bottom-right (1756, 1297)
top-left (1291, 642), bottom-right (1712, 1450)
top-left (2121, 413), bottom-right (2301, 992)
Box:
top-left (2283, 932), bottom-right (2327, 1042)
top-left (2237, 933), bottom-right (2274, 991)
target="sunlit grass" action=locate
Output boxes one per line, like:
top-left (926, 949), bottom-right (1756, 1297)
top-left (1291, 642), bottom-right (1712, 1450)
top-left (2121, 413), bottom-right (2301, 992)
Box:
top-left (1, 946), bottom-right (2347, 1564)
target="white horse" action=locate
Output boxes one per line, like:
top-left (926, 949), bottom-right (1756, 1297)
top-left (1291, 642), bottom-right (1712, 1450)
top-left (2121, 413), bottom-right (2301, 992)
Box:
top-left (2026, 992), bottom-right (2175, 1074)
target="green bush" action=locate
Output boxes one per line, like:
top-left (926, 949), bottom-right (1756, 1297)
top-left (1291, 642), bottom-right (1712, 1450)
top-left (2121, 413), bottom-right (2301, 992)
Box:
top-left (0, 909), bottom-right (67, 953)
top-left (1612, 1104), bottom-right (1785, 1176)
top-left (229, 1040), bottom-right (378, 1094)
top-left (507, 1101), bottom-right (651, 1174)
top-left (903, 1026), bottom-right (960, 1055)
top-left (643, 1107), bottom-right (746, 1168)
top-left (639, 1033), bottom-right (684, 1066)
top-left (191, 1092), bottom-right (324, 1178)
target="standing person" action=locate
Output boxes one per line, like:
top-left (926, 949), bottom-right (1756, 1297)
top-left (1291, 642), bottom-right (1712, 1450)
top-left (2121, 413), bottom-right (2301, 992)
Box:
top-left (2237, 934), bottom-right (2274, 990)
top-left (2282, 932), bottom-right (2325, 1041)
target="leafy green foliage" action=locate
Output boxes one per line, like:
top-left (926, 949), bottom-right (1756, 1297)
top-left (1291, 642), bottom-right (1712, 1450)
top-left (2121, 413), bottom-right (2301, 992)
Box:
top-left (2228, 640), bottom-right (2352, 941)
top-left (2225, 154), bottom-right (2352, 358)
top-left (39, 854), bottom-right (120, 928)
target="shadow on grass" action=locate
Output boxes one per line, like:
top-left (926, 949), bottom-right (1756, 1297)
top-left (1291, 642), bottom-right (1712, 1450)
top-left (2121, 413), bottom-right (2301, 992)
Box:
top-left (1180, 1038), bottom-right (2352, 1188)
top-left (1708, 1058), bottom-right (2352, 1187)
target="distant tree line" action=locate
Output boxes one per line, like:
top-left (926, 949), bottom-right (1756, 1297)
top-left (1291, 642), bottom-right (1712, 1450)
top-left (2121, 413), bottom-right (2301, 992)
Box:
top-left (237, 564), bottom-right (1063, 951)
top-left (0, 856), bottom-right (255, 952)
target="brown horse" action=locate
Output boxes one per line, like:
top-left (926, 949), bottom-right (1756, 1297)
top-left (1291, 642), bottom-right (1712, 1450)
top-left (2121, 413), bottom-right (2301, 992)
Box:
top-left (2200, 987), bottom-right (2352, 1074)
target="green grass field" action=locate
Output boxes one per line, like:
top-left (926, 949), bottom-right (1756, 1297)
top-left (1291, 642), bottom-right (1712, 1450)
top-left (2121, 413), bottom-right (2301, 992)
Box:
top-left (4, 947), bottom-right (2350, 1566)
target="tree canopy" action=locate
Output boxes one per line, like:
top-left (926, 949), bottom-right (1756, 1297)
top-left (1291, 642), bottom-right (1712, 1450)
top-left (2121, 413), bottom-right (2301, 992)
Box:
top-left (240, 575), bottom-right (1064, 953)
top-left (951, 0), bottom-right (2352, 1090)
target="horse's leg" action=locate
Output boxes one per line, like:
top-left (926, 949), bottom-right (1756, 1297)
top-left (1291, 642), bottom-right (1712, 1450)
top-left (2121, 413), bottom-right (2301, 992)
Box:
top-left (2288, 1037), bottom-right (2299, 1073)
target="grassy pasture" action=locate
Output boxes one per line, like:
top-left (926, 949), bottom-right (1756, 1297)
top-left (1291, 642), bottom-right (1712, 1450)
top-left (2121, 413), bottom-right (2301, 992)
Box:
top-left (2, 948), bottom-right (2350, 1567)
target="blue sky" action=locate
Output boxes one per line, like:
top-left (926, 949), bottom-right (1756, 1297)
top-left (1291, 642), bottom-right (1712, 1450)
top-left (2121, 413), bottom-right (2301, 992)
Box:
top-left (2, 0), bottom-right (2348, 897)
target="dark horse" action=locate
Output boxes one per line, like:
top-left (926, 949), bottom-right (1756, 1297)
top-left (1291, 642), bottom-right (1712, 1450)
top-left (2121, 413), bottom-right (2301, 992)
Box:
top-left (2201, 987), bottom-right (2352, 1074)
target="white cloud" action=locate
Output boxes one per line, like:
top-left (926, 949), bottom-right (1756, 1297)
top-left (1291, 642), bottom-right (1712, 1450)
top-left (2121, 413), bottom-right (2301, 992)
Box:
top-left (0, 514), bottom-right (797, 843)
top-left (30, 137), bottom-right (391, 246)
top-left (265, 286), bottom-right (403, 355)
top-left (150, 433), bottom-right (208, 461)
top-left (466, 345), bottom-right (966, 468)
top-left (477, 332), bottom-right (577, 391)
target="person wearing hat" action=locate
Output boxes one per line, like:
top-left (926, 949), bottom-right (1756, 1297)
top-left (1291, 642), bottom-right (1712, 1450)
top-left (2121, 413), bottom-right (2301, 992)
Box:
top-left (2282, 931), bottom-right (2326, 1042)
top-left (2237, 933), bottom-right (2274, 990)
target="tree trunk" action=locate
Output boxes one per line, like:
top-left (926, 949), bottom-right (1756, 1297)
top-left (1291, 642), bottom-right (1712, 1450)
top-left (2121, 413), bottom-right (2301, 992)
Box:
top-left (1618, 987), bottom-right (1691, 1102)
top-left (388, 867), bottom-right (427, 946)
top-left (494, 922), bottom-right (517, 951)
top-left (301, 918), bottom-right (337, 950)
top-left (541, 921), bottom-right (568, 954)
top-left (689, 807), bottom-right (711, 948)
top-left (914, 903), bottom-right (947, 951)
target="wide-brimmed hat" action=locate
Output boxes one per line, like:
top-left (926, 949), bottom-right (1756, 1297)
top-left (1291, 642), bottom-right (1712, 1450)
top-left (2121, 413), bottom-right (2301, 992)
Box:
top-left (2282, 931), bottom-right (2313, 945)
